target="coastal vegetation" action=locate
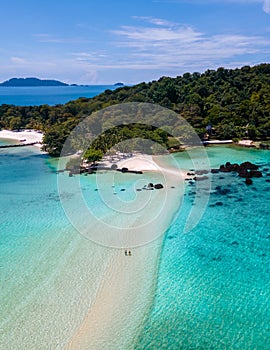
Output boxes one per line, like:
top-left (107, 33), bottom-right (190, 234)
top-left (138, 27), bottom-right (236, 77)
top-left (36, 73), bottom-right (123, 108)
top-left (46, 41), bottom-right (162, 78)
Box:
top-left (0, 63), bottom-right (270, 156)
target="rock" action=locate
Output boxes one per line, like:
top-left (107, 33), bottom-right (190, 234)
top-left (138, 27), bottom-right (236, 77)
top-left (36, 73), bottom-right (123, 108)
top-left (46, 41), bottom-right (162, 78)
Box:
top-left (240, 161), bottom-right (258, 170)
top-left (238, 170), bottom-right (250, 178)
top-left (111, 163), bottom-right (118, 170)
top-left (245, 178), bottom-right (253, 185)
top-left (216, 202), bottom-right (223, 206)
top-left (250, 170), bottom-right (262, 178)
top-left (121, 167), bottom-right (128, 173)
top-left (187, 172), bottom-right (195, 176)
top-left (218, 188), bottom-right (231, 195)
top-left (148, 183), bottom-right (154, 188)
top-left (220, 165), bottom-right (231, 172)
top-left (194, 176), bottom-right (208, 181)
top-left (211, 169), bottom-right (219, 173)
top-left (154, 183), bottom-right (164, 189)
top-left (260, 143), bottom-right (270, 150)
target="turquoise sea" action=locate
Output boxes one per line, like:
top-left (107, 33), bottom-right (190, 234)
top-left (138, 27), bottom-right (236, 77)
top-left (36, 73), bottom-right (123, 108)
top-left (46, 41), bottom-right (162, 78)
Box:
top-left (0, 85), bottom-right (119, 106)
top-left (0, 144), bottom-right (270, 349)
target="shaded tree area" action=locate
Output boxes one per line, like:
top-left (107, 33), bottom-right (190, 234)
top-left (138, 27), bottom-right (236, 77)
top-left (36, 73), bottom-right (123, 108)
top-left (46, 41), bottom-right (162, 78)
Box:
top-left (1, 63), bottom-right (270, 156)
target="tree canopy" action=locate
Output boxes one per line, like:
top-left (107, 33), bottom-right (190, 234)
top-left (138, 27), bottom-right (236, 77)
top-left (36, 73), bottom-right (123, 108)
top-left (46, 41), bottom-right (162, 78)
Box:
top-left (1, 63), bottom-right (270, 156)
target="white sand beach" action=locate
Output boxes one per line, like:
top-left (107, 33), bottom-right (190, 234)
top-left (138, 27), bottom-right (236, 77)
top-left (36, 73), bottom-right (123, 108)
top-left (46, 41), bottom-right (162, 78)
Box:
top-left (66, 239), bottom-right (163, 350)
top-left (101, 153), bottom-right (188, 178)
top-left (64, 154), bottom-right (185, 349)
top-left (238, 139), bottom-right (254, 147)
top-left (116, 154), bottom-right (159, 171)
top-left (0, 129), bottom-right (43, 146)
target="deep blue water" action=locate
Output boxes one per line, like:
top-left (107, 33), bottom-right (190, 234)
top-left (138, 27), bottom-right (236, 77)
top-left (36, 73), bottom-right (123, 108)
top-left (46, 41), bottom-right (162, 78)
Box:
top-left (0, 85), bottom-right (119, 106)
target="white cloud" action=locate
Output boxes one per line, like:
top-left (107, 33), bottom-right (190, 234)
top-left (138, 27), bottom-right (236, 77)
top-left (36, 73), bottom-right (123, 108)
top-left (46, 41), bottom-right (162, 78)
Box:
top-left (112, 25), bottom-right (202, 43)
top-left (34, 34), bottom-right (90, 44)
top-left (263, 0), bottom-right (270, 13)
top-left (108, 19), bottom-right (270, 72)
top-left (132, 16), bottom-right (177, 27)
top-left (10, 57), bottom-right (28, 64)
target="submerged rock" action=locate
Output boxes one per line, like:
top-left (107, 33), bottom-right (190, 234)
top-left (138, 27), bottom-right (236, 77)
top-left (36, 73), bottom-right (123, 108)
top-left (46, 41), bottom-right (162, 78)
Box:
top-left (245, 178), bottom-right (253, 185)
top-left (194, 175), bottom-right (208, 181)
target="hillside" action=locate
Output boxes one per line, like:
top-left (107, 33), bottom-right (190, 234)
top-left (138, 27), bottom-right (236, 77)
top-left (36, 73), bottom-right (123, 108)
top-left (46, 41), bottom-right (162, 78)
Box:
top-left (0, 63), bottom-right (270, 156)
top-left (0, 77), bottom-right (69, 87)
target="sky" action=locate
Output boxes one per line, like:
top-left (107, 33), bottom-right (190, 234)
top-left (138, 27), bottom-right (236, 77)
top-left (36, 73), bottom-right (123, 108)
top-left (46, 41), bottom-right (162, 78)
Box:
top-left (0, 0), bottom-right (269, 84)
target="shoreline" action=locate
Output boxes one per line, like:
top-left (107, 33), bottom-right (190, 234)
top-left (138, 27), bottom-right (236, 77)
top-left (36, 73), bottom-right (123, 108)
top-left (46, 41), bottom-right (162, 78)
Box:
top-left (96, 153), bottom-right (188, 177)
top-left (0, 129), bottom-right (43, 148)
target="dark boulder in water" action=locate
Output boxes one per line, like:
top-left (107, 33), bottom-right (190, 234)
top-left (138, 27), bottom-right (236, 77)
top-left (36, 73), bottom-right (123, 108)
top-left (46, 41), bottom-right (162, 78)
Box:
top-left (154, 183), bottom-right (164, 189)
top-left (250, 170), bottom-right (262, 178)
top-left (216, 202), bottom-right (223, 206)
top-left (245, 178), bottom-right (253, 185)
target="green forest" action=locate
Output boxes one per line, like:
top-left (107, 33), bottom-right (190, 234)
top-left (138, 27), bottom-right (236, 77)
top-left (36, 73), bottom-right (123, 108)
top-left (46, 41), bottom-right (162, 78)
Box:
top-left (1, 63), bottom-right (270, 156)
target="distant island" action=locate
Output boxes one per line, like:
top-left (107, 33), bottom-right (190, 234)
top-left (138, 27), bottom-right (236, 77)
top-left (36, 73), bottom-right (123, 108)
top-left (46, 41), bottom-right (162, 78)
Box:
top-left (0, 77), bottom-right (69, 87)
top-left (0, 78), bottom-right (125, 88)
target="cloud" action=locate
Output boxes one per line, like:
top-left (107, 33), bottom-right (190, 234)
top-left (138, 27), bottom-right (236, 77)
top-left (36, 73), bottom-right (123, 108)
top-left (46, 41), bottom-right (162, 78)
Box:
top-left (112, 25), bottom-right (202, 43)
top-left (34, 34), bottom-right (91, 44)
top-left (10, 57), bottom-right (28, 64)
top-left (263, 0), bottom-right (270, 13)
top-left (108, 18), bottom-right (270, 72)
top-left (131, 16), bottom-right (176, 27)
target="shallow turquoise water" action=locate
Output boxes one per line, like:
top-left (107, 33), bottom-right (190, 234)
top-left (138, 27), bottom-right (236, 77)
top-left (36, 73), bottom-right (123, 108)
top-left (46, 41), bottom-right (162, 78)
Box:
top-left (134, 146), bottom-right (270, 349)
top-left (1, 145), bottom-right (270, 349)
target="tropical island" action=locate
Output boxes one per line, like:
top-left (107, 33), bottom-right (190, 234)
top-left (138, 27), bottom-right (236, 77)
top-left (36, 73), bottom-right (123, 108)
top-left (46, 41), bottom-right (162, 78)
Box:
top-left (0, 63), bottom-right (270, 157)
top-left (1, 64), bottom-right (270, 350)
top-left (0, 77), bottom-right (69, 87)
